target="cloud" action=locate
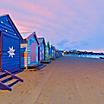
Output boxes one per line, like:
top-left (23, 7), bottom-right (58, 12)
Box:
top-left (57, 39), bottom-right (69, 47)
top-left (0, 0), bottom-right (104, 51)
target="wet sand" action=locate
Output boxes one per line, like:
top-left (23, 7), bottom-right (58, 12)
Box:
top-left (0, 56), bottom-right (104, 104)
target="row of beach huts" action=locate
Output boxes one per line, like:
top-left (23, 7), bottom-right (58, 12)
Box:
top-left (0, 14), bottom-right (63, 73)
top-left (0, 15), bottom-right (63, 91)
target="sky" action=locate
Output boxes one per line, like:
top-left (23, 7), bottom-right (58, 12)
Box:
top-left (0, 0), bottom-right (104, 52)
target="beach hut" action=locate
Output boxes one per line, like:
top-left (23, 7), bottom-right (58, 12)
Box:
top-left (38, 38), bottom-right (46, 62)
top-left (21, 32), bottom-right (40, 68)
top-left (20, 40), bottom-right (27, 69)
top-left (56, 50), bottom-right (63, 58)
top-left (45, 42), bottom-right (51, 63)
top-left (50, 45), bottom-right (56, 60)
top-left (0, 15), bottom-right (23, 73)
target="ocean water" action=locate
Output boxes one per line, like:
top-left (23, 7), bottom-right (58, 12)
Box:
top-left (66, 54), bottom-right (104, 59)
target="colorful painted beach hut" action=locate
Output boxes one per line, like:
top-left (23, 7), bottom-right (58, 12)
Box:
top-left (0, 15), bottom-right (23, 73)
top-left (50, 45), bottom-right (56, 60)
top-left (21, 32), bottom-right (40, 68)
top-left (45, 42), bottom-right (51, 62)
top-left (20, 40), bottom-right (27, 69)
top-left (56, 50), bottom-right (63, 58)
top-left (38, 38), bottom-right (46, 62)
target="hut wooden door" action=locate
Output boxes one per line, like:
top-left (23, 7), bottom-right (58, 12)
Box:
top-left (0, 32), bottom-right (2, 71)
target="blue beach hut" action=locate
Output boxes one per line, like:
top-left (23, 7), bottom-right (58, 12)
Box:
top-left (0, 15), bottom-right (23, 73)
top-left (38, 37), bottom-right (46, 62)
top-left (50, 45), bottom-right (56, 60)
top-left (56, 50), bottom-right (63, 58)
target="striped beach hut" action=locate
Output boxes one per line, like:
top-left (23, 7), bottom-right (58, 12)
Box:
top-left (21, 32), bottom-right (40, 68)
top-left (20, 40), bottom-right (27, 69)
top-left (38, 37), bottom-right (46, 62)
top-left (0, 15), bottom-right (23, 73)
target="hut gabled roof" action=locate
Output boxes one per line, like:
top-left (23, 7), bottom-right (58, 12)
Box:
top-left (0, 14), bottom-right (23, 41)
top-left (21, 32), bottom-right (39, 45)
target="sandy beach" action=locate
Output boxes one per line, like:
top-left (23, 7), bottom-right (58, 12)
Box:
top-left (0, 56), bottom-right (104, 104)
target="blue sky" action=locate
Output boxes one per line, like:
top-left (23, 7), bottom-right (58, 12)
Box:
top-left (0, 0), bottom-right (104, 52)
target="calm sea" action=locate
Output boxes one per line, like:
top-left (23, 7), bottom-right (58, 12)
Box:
top-left (66, 54), bottom-right (104, 59)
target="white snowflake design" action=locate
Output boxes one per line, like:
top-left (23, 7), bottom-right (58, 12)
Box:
top-left (8, 46), bottom-right (15, 58)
